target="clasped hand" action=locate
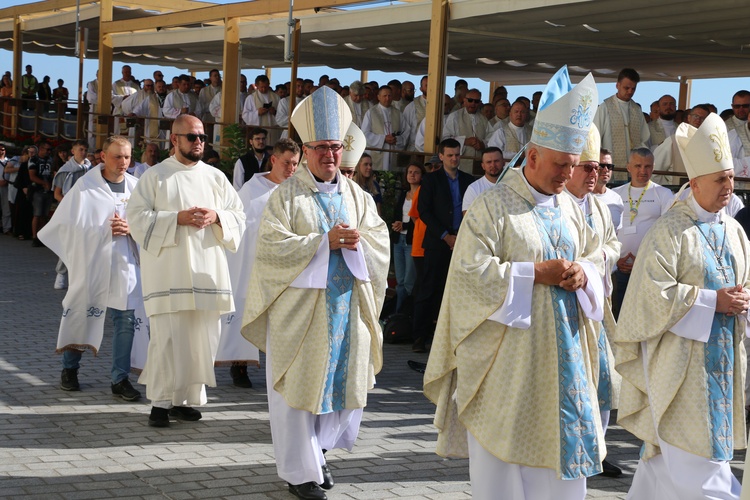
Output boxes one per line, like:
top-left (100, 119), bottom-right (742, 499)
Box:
top-left (329, 224), bottom-right (360, 250)
top-left (716, 285), bottom-right (750, 316)
top-left (534, 259), bottom-right (587, 292)
top-left (110, 213), bottom-right (130, 236)
top-left (177, 206), bottom-right (218, 229)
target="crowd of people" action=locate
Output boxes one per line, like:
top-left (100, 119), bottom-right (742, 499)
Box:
top-left (4, 62), bottom-right (750, 500)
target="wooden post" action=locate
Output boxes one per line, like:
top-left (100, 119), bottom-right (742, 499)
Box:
top-left (288, 19), bottom-right (301, 139)
top-left (11, 15), bottom-right (22, 137)
top-left (219, 16), bottom-right (240, 153)
top-left (96, 0), bottom-right (114, 149)
top-left (360, 70), bottom-right (368, 84)
top-left (678, 77), bottom-right (691, 111)
top-left (424, 0), bottom-right (450, 155)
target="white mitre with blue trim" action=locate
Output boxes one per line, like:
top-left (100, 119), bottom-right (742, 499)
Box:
top-left (530, 66), bottom-right (597, 155)
top-left (291, 86), bottom-right (353, 143)
top-left (340, 122), bottom-right (367, 169)
top-left (675, 112), bottom-right (733, 179)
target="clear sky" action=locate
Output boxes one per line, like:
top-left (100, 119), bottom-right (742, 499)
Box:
top-left (1, 0), bottom-right (749, 113)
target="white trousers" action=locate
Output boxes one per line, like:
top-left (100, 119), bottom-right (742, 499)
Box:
top-left (627, 439), bottom-right (740, 500)
top-left (467, 431), bottom-right (586, 500)
top-left (139, 310), bottom-right (220, 406)
top-left (266, 338), bottom-right (362, 485)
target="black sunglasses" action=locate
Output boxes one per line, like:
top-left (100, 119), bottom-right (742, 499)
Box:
top-left (466, 97), bottom-right (481, 104)
top-left (599, 163), bottom-right (615, 170)
top-left (175, 133), bottom-right (208, 143)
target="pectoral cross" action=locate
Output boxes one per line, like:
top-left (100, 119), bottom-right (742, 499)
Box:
top-left (715, 262), bottom-right (732, 284)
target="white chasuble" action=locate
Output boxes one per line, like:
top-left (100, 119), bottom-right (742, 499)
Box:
top-left (241, 167), bottom-right (390, 414)
top-left (614, 200), bottom-right (750, 462)
top-left (125, 156), bottom-right (245, 317)
top-left (424, 168), bottom-right (606, 480)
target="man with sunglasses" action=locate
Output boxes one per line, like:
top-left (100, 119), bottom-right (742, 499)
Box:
top-left (242, 87), bottom-right (389, 500)
top-left (127, 115), bottom-right (245, 428)
top-left (565, 128), bottom-right (624, 479)
top-left (443, 88), bottom-right (491, 174)
top-left (593, 149), bottom-right (624, 230)
top-left (725, 90), bottom-right (750, 136)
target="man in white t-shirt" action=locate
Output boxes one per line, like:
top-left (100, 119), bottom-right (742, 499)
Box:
top-left (593, 149), bottom-right (624, 230)
top-left (462, 147), bottom-right (503, 215)
top-left (611, 147), bottom-right (673, 318)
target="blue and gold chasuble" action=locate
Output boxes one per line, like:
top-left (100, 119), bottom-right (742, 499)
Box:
top-left (695, 220), bottom-right (736, 461)
top-left (313, 189), bottom-right (354, 414)
top-left (533, 202), bottom-right (602, 479)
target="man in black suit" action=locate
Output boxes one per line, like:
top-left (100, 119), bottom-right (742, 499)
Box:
top-left (412, 138), bottom-right (475, 352)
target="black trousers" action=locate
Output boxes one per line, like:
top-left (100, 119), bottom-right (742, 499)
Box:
top-left (411, 243), bottom-right (452, 342)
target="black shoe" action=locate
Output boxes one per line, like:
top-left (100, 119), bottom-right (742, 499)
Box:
top-left (407, 360), bottom-right (427, 374)
top-left (287, 482), bottom-right (327, 500)
top-left (230, 364), bottom-right (253, 388)
top-left (169, 406), bottom-right (202, 421)
top-left (60, 368), bottom-right (80, 391)
top-left (111, 379), bottom-right (141, 402)
top-left (601, 459), bottom-right (623, 478)
top-left (31, 237), bottom-right (44, 247)
top-left (148, 407), bottom-right (169, 427)
top-left (412, 338), bottom-right (427, 353)
top-left (320, 464), bottom-right (334, 490)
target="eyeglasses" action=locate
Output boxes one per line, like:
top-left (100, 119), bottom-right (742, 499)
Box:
top-left (733, 104), bottom-right (750, 109)
top-left (599, 163), bottom-right (615, 170)
top-left (174, 133), bottom-right (208, 143)
top-left (465, 98), bottom-right (481, 104)
top-left (576, 164), bottom-right (600, 174)
top-left (340, 169), bottom-right (355, 177)
top-left (305, 143), bottom-right (344, 154)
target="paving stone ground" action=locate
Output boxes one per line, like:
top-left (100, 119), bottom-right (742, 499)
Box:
top-left (0, 233), bottom-right (746, 499)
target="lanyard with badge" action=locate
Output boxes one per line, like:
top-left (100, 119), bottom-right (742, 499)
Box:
top-left (628, 181), bottom-right (650, 223)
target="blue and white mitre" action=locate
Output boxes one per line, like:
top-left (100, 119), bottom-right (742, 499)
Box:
top-left (675, 112), bottom-right (733, 179)
top-left (290, 86), bottom-right (353, 144)
top-left (530, 66), bottom-right (597, 155)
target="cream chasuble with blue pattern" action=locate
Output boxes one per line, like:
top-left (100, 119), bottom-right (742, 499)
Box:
top-left (614, 200), bottom-right (750, 461)
top-left (424, 168), bottom-right (606, 480)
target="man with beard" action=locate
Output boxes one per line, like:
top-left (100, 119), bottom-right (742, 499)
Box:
top-left (154, 80), bottom-right (168, 109)
top-left (443, 88), bottom-right (492, 174)
top-left (121, 79), bottom-right (162, 143)
top-left (462, 147), bottom-right (504, 215)
top-left (126, 115), bottom-right (245, 427)
top-left (648, 94), bottom-right (677, 150)
top-left (233, 127), bottom-right (270, 190)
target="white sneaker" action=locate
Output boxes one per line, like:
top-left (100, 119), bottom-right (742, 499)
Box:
top-left (54, 273), bottom-right (68, 290)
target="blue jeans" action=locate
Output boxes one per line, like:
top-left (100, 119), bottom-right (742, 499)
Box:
top-left (62, 307), bottom-right (135, 384)
top-left (393, 233), bottom-right (416, 312)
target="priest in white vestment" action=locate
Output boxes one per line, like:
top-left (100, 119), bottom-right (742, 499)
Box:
top-left (614, 113), bottom-right (750, 500)
top-left (241, 75), bottom-right (280, 145)
top-left (361, 85), bottom-right (405, 171)
top-left (241, 88), bottom-right (390, 500)
top-left (112, 66), bottom-right (139, 135)
top-left (39, 136), bottom-right (148, 402)
top-left (127, 115), bottom-right (245, 428)
top-left (216, 139), bottom-right (301, 388)
top-left (121, 79), bottom-right (162, 145)
top-left (424, 67), bottom-right (607, 500)
top-left (565, 126), bottom-right (624, 478)
top-left (487, 101), bottom-right (533, 161)
top-left (442, 88), bottom-right (492, 174)
top-left (162, 76), bottom-right (202, 120)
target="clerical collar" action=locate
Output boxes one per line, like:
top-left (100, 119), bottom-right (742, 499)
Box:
top-left (521, 168), bottom-right (557, 207)
top-left (689, 194), bottom-right (722, 224)
top-left (508, 121), bottom-right (523, 131)
top-left (306, 167), bottom-right (339, 193)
